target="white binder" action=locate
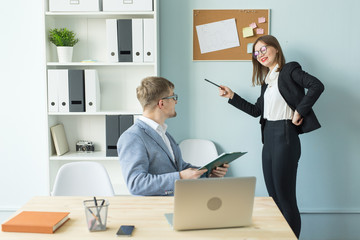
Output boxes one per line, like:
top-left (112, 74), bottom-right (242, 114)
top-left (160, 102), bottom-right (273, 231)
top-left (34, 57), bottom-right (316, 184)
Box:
top-left (84, 69), bottom-right (101, 112)
top-left (132, 19), bottom-right (144, 63)
top-left (47, 70), bottom-right (59, 112)
top-left (143, 18), bottom-right (154, 62)
top-left (58, 70), bottom-right (70, 113)
top-left (106, 19), bottom-right (119, 62)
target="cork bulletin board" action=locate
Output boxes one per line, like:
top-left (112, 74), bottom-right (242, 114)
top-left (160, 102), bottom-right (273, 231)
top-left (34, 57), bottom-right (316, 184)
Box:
top-left (193, 9), bottom-right (270, 61)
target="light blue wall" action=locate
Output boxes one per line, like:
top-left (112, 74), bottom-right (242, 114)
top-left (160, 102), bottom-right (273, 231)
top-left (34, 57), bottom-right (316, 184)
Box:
top-left (160, 0), bottom-right (360, 214)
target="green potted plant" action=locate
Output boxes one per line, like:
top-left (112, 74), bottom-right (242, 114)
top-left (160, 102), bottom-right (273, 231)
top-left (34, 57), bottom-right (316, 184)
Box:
top-left (49, 28), bottom-right (79, 63)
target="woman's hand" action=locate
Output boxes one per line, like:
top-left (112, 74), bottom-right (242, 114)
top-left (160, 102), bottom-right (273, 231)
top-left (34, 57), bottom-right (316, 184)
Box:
top-left (219, 86), bottom-right (234, 99)
top-left (292, 110), bottom-right (303, 126)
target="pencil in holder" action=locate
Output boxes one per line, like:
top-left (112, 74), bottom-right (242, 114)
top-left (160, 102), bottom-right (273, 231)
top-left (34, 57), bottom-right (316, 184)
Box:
top-left (83, 198), bottom-right (109, 231)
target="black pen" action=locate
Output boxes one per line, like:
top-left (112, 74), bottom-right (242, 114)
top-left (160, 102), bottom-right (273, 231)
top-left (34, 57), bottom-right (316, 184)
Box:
top-left (93, 197), bottom-right (104, 227)
top-left (204, 78), bottom-right (224, 89)
top-left (98, 199), bottom-right (105, 212)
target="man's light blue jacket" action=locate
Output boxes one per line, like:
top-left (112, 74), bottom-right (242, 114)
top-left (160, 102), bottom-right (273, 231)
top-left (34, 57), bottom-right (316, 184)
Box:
top-left (117, 119), bottom-right (196, 196)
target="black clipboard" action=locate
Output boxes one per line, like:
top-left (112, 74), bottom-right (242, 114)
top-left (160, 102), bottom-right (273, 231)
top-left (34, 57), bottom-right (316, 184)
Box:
top-left (198, 152), bottom-right (247, 176)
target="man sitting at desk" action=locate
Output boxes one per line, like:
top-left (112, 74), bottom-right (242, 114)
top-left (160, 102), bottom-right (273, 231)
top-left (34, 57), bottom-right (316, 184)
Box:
top-left (117, 76), bottom-right (229, 196)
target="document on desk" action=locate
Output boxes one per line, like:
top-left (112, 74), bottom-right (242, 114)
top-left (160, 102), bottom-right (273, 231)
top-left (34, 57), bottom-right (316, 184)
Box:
top-left (198, 152), bottom-right (247, 175)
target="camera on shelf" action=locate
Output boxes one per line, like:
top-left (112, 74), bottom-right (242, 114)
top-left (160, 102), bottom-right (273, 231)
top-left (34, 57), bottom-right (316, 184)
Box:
top-left (76, 140), bottom-right (95, 152)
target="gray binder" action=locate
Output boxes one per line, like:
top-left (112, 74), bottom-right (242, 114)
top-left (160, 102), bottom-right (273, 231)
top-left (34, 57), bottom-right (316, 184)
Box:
top-left (119, 115), bottom-right (134, 136)
top-left (68, 70), bottom-right (85, 112)
top-left (106, 115), bottom-right (120, 157)
top-left (117, 19), bottom-right (133, 62)
top-left (106, 115), bottom-right (134, 157)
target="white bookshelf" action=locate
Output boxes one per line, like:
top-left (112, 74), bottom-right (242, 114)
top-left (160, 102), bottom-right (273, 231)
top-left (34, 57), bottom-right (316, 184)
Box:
top-left (50, 151), bottom-right (117, 161)
top-left (47, 62), bottom-right (155, 66)
top-left (44, 0), bottom-right (159, 195)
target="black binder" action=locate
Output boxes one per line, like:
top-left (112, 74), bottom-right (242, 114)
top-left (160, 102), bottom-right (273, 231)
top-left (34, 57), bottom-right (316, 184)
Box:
top-left (106, 115), bottom-right (134, 157)
top-left (106, 115), bottom-right (120, 157)
top-left (119, 115), bottom-right (134, 136)
top-left (117, 19), bottom-right (133, 62)
top-left (68, 70), bottom-right (85, 112)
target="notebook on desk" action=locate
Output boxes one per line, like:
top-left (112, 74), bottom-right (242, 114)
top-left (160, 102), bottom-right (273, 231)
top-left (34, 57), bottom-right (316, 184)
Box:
top-left (164, 177), bottom-right (256, 231)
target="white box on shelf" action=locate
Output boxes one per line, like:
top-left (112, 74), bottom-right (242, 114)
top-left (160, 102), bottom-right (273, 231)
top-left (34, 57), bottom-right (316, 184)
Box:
top-left (103, 0), bottom-right (153, 12)
top-left (49, 0), bottom-right (101, 12)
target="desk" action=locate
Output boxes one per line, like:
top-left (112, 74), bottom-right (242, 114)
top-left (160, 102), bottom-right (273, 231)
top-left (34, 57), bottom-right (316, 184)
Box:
top-left (1, 196), bottom-right (296, 239)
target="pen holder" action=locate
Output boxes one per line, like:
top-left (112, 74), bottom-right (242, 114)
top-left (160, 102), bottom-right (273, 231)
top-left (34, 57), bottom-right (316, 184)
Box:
top-left (83, 199), bottom-right (109, 231)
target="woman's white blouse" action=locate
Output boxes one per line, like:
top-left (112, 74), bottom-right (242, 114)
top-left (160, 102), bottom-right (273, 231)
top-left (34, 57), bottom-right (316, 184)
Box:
top-left (263, 64), bottom-right (294, 121)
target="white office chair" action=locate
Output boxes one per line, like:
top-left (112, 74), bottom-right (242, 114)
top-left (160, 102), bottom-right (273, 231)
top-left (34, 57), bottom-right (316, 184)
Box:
top-left (179, 139), bottom-right (218, 167)
top-left (52, 161), bottom-right (115, 196)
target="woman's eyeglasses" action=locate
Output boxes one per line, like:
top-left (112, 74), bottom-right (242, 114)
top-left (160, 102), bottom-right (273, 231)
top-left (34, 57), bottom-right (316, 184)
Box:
top-left (253, 45), bottom-right (268, 59)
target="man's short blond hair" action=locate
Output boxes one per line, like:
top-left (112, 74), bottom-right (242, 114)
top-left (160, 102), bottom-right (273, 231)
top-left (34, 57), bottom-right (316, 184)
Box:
top-left (136, 76), bottom-right (174, 110)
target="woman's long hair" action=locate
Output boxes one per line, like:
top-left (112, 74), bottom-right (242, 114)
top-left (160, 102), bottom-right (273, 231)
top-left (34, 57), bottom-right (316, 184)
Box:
top-left (251, 35), bottom-right (285, 86)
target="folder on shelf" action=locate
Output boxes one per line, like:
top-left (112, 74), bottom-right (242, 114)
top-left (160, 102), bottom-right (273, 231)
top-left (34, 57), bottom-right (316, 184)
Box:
top-left (106, 115), bottom-right (120, 157)
top-left (106, 115), bottom-right (134, 157)
top-left (117, 19), bottom-right (133, 62)
top-left (68, 69), bottom-right (85, 112)
top-left (47, 70), bottom-right (59, 112)
top-left (106, 19), bottom-right (119, 62)
top-left (1, 211), bottom-right (70, 234)
top-left (143, 18), bottom-right (155, 62)
top-left (50, 124), bottom-right (69, 156)
top-left (57, 69), bottom-right (70, 113)
top-left (84, 69), bottom-right (101, 112)
top-left (132, 18), bottom-right (144, 63)
top-left (119, 115), bottom-right (134, 136)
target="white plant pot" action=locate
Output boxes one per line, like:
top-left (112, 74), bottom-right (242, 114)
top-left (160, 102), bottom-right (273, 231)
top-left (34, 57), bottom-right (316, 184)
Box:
top-left (57, 46), bottom-right (73, 63)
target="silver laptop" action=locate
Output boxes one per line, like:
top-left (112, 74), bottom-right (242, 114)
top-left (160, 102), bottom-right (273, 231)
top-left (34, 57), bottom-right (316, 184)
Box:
top-left (165, 176), bottom-right (256, 231)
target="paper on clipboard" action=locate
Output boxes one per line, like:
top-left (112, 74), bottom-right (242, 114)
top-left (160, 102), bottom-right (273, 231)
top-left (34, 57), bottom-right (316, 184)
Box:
top-left (198, 152), bottom-right (247, 176)
top-left (196, 18), bottom-right (240, 54)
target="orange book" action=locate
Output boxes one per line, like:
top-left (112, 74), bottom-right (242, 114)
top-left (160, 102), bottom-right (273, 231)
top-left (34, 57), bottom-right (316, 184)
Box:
top-left (1, 211), bottom-right (70, 234)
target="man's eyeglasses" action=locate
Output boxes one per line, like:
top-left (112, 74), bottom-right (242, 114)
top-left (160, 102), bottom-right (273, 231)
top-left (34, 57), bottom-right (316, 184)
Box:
top-left (162, 94), bottom-right (178, 101)
top-left (253, 45), bottom-right (268, 59)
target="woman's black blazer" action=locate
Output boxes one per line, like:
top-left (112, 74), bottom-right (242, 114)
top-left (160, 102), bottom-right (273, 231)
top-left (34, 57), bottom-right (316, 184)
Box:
top-left (228, 61), bottom-right (325, 143)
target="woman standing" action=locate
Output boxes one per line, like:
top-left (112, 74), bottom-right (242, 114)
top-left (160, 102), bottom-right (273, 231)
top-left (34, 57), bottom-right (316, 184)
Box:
top-left (219, 35), bottom-right (324, 238)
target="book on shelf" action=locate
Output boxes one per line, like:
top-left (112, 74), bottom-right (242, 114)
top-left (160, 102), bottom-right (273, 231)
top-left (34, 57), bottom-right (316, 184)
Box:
top-left (50, 124), bottom-right (69, 156)
top-left (1, 211), bottom-right (70, 234)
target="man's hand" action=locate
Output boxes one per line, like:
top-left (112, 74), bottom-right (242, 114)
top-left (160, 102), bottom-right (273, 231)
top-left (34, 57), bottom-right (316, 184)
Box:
top-left (209, 163), bottom-right (229, 178)
top-left (180, 168), bottom-right (207, 179)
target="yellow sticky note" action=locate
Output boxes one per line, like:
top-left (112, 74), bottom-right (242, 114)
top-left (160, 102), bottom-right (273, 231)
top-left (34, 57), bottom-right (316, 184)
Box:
top-left (242, 27), bottom-right (254, 38)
